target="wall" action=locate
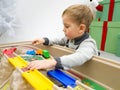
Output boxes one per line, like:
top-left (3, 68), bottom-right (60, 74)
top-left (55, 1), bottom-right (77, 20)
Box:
top-left (0, 0), bottom-right (90, 44)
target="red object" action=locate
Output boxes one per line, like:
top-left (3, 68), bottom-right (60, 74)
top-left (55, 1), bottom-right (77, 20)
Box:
top-left (96, 0), bottom-right (115, 21)
top-left (98, 18), bottom-right (101, 21)
top-left (100, 21), bottom-right (108, 51)
top-left (100, 0), bottom-right (115, 50)
top-left (96, 4), bottom-right (103, 11)
top-left (3, 48), bottom-right (17, 55)
top-left (108, 0), bottom-right (115, 21)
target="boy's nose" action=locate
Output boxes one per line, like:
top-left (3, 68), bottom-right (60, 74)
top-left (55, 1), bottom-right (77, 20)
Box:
top-left (63, 29), bottom-right (65, 32)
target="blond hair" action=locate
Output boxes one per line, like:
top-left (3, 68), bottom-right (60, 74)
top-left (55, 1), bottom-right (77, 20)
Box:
top-left (62, 4), bottom-right (93, 31)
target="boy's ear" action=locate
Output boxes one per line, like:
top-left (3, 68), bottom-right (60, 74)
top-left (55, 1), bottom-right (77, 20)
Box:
top-left (79, 24), bottom-right (86, 33)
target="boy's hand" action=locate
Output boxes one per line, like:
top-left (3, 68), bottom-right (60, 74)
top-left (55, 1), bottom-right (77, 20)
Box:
top-left (32, 38), bottom-right (45, 45)
top-left (27, 59), bottom-right (57, 70)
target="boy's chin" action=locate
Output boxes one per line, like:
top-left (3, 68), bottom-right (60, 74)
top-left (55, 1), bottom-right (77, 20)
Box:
top-left (65, 35), bottom-right (74, 40)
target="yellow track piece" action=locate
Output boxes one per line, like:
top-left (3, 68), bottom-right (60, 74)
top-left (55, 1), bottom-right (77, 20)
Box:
top-left (8, 56), bottom-right (28, 68)
top-left (22, 69), bottom-right (54, 90)
top-left (8, 55), bottom-right (54, 90)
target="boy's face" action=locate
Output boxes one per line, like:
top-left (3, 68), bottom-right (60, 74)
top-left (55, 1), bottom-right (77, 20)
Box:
top-left (62, 14), bottom-right (84, 40)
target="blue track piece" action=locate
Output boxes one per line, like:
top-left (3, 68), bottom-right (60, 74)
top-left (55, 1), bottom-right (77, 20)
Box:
top-left (47, 69), bottom-right (77, 88)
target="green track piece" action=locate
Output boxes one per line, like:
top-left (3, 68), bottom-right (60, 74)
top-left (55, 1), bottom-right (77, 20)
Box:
top-left (22, 55), bottom-right (44, 62)
top-left (81, 78), bottom-right (106, 90)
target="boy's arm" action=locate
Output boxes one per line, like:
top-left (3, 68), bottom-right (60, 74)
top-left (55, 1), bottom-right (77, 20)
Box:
top-left (43, 37), bottom-right (67, 46)
top-left (54, 39), bottom-right (98, 70)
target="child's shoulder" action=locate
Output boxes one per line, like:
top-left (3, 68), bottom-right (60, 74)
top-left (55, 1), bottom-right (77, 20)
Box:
top-left (83, 36), bottom-right (97, 44)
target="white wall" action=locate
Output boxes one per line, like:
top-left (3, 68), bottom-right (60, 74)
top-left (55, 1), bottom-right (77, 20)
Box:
top-left (0, 0), bottom-right (90, 44)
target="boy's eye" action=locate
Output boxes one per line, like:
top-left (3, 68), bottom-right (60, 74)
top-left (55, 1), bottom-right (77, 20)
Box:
top-left (65, 26), bottom-right (69, 28)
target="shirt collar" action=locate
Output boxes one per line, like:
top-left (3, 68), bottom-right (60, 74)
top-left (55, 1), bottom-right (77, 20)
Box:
top-left (74, 32), bottom-right (89, 45)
